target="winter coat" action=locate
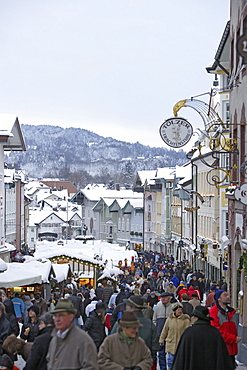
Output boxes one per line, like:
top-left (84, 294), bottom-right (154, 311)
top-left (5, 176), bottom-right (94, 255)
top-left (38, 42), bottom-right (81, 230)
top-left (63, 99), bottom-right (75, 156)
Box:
top-left (210, 302), bottom-right (238, 355)
top-left (0, 314), bottom-right (11, 353)
top-left (103, 285), bottom-right (113, 304)
top-left (35, 298), bottom-right (48, 316)
top-left (188, 297), bottom-right (201, 309)
top-left (171, 320), bottom-right (233, 370)
top-left (187, 286), bottom-right (200, 300)
top-left (95, 287), bottom-right (104, 300)
top-left (181, 301), bottom-right (193, 315)
top-left (46, 323), bottom-right (98, 370)
top-left (205, 292), bottom-right (216, 307)
top-left (68, 295), bottom-right (82, 318)
top-left (110, 302), bottom-right (126, 328)
top-left (23, 325), bottom-right (53, 370)
top-left (159, 312), bottom-right (190, 355)
top-left (20, 318), bottom-right (40, 342)
top-left (111, 310), bottom-right (160, 357)
top-left (84, 310), bottom-right (106, 351)
top-left (165, 284), bottom-right (177, 295)
top-left (153, 301), bottom-right (173, 336)
top-left (98, 329), bottom-right (152, 370)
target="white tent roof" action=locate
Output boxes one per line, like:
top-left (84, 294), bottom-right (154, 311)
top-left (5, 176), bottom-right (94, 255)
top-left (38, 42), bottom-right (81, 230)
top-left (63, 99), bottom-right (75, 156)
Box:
top-left (0, 258), bottom-right (71, 288)
top-left (0, 262), bottom-right (43, 288)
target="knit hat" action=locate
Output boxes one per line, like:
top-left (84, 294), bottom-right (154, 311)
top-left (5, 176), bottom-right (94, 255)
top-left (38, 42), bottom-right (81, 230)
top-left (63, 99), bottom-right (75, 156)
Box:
top-left (118, 311), bottom-right (142, 328)
top-left (191, 305), bottom-right (213, 321)
top-left (172, 302), bottom-right (183, 311)
top-left (50, 299), bottom-right (77, 315)
top-left (214, 289), bottom-right (226, 301)
top-left (0, 354), bottom-right (13, 370)
top-left (123, 295), bottom-right (145, 309)
top-left (28, 305), bottom-right (40, 316)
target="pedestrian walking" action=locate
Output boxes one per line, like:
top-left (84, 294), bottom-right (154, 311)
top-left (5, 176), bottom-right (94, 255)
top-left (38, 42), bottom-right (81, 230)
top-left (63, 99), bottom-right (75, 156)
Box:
top-left (153, 292), bottom-right (172, 370)
top-left (210, 290), bottom-right (241, 369)
top-left (171, 305), bottom-right (233, 370)
top-left (159, 302), bottom-right (190, 370)
top-left (98, 310), bottom-right (152, 370)
top-left (46, 299), bottom-right (98, 370)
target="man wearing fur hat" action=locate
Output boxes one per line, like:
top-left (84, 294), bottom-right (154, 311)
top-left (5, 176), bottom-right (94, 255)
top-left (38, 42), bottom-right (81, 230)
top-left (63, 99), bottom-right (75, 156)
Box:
top-left (210, 290), bottom-right (241, 369)
top-left (171, 306), bottom-right (233, 370)
top-left (46, 299), bottom-right (98, 370)
top-left (98, 310), bottom-right (152, 370)
top-left (159, 302), bottom-right (190, 370)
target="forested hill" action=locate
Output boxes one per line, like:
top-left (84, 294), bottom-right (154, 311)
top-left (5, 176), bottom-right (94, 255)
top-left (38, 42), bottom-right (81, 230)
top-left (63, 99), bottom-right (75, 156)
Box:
top-left (6, 124), bottom-right (187, 188)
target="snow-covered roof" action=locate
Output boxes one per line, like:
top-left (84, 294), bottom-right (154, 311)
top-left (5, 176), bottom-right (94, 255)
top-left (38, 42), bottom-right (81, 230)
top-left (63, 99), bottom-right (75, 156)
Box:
top-left (29, 209), bottom-right (82, 227)
top-left (137, 170), bottom-right (157, 186)
top-left (0, 115), bottom-right (26, 151)
top-left (82, 187), bottom-right (142, 202)
top-left (176, 164), bottom-right (192, 183)
top-left (34, 239), bottom-right (138, 268)
top-left (155, 167), bottom-right (175, 180)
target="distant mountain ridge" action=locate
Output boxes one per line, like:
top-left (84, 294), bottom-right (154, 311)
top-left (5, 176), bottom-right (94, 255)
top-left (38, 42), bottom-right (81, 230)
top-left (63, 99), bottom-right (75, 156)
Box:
top-left (6, 124), bottom-right (187, 187)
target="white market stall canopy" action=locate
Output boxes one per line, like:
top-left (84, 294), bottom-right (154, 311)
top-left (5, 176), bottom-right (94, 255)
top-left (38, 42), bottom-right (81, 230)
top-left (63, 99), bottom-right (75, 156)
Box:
top-left (0, 259), bottom-right (71, 288)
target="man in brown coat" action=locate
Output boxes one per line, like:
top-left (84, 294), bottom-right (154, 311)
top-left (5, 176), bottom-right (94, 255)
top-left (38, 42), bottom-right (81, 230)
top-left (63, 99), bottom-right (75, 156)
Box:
top-left (98, 311), bottom-right (152, 370)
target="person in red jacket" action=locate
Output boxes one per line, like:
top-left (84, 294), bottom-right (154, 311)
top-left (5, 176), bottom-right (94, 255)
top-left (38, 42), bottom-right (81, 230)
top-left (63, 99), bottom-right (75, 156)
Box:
top-left (210, 289), bottom-right (241, 369)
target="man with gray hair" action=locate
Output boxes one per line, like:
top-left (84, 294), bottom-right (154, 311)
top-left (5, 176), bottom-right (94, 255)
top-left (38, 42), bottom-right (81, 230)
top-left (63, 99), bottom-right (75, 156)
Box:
top-left (47, 299), bottom-right (98, 370)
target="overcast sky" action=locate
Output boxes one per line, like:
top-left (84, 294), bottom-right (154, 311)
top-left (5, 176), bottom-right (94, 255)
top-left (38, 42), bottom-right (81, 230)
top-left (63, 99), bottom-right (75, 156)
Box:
top-left (0, 1), bottom-right (229, 148)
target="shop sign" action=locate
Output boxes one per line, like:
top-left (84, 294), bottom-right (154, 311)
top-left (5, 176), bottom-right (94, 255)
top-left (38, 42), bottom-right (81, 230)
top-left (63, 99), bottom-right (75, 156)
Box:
top-left (236, 28), bottom-right (247, 64)
top-left (234, 183), bottom-right (247, 205)
top-left (159, 117), bottom-right (193, 148)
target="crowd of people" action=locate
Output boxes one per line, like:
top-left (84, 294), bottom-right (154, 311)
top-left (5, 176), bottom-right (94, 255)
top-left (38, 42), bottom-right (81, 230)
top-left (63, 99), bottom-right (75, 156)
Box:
top-left (0, 253), bottom-right (241, 370)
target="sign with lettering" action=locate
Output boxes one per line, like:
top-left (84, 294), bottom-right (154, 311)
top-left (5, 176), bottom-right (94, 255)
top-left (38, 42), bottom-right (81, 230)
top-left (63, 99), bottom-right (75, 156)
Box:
top-left (159, 117), bottom-right (193, 148)
top-left (237, 28), bottom-right (247, 64)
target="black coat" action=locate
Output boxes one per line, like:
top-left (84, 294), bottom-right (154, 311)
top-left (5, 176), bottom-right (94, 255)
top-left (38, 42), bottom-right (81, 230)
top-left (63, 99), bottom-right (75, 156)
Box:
top-left (84, 310), bottom-right (106, 351)
top-left (20, 318), bottom-right (40, 342)
top-left (0, 315), bottom-right (11, 350)
top-left (171, 320), bottom-right (234, 370)
top-left (69, 295), bottom-right (82, 318)
top-left (23, 325), bottom-right (53, 370)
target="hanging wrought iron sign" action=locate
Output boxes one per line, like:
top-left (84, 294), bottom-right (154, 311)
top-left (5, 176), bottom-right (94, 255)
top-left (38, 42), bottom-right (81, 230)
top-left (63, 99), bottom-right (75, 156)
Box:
top-left (159, 117), bottom-right (193, 148)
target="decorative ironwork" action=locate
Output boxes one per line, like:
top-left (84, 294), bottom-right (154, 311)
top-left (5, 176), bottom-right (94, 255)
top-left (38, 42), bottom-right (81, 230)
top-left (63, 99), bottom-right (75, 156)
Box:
top-left (206, 168), bottom-right (232, 188)
top-left (172, 98), bottom-right (239, 188)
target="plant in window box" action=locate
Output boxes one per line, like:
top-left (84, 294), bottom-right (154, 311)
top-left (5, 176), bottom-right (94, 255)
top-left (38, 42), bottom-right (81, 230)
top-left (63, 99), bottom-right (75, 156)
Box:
top-left (138, 232), bottom-right (142, 237)
top-left (130, 231), bottom-right (134, 235)
top-left (134, 232), bottom-right (139, 236)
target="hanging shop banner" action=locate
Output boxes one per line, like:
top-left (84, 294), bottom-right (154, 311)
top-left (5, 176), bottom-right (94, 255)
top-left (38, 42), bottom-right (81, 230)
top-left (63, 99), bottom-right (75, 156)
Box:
top-left (159, 117), bottom-right (193, 148)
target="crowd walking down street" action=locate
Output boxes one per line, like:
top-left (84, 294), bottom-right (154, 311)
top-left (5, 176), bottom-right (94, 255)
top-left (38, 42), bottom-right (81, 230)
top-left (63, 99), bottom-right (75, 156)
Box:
top-left (0, 252), bottom-right (245, 370)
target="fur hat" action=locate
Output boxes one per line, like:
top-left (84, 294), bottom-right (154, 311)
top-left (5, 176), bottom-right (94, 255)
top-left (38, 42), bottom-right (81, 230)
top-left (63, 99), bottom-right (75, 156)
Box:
top-left (172, 302), bottom-right (183, 311)
top-left (118, 311), bottom-right (142, 328)
top-left (50, 299), bottom-right (77, 315)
